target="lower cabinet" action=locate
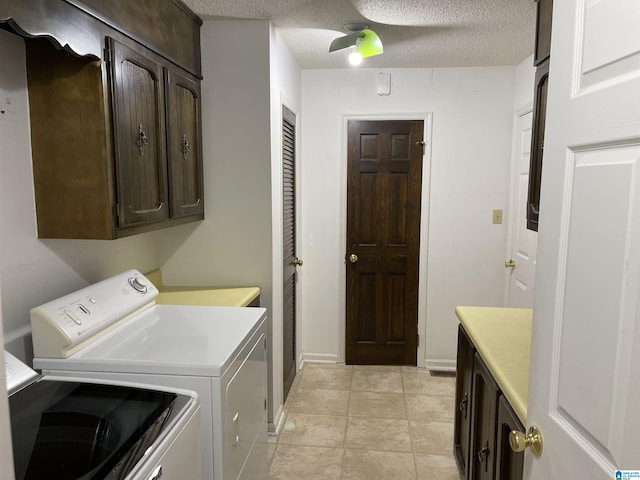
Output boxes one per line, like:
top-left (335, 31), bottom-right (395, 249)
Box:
top-left (454, 325), bottom-right (524, 480)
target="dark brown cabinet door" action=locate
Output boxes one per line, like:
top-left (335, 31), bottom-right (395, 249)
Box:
top-left (165, 68), bottom-right (204, 219)
top-left (109, 37), bottom-right (168, 228)
top-left (495, 395), bottom-right (525, 480)
top-left (345, 120), bottom-right (424, 365)
top-left (526, 60), bottom-right (549, 231)
top-left (454, 326), bottom-right (475, 479)
top-left (469, 353), bottom-right (499, 480)
top-left (534, 0), bottom-right (553, 66)
top-left (527, 0), bottom-right (553, 231)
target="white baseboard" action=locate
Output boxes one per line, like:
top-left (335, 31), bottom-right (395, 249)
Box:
top-left (425, 358), bottom-right (457, 372)
top-left (269, 403), bottom-right (286, 436)
top-left (299, 352), bottom-right (340, 366)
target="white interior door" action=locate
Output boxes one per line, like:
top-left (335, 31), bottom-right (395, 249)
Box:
top-left (507, 111), bottom-right (537, 308)
top-left (527, 0), bottom-right (640, 478)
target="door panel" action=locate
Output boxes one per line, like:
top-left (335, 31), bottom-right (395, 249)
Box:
top-left (346, 120), bottom-right (423, 365)
top-left (527, 0), bottom-right (640, 477)
top-left (109, 38), bottom-right (167, 228)
top-left (165, 68), bottom-right (203, 218)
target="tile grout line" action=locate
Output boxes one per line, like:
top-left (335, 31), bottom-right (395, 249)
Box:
top-left (403, 368), bottom-right (420, 480)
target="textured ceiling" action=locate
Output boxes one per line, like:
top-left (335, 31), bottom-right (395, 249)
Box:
top-left (183, 0), bottom-right (536, 69)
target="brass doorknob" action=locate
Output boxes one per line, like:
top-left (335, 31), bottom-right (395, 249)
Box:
top-left (292, 257), bottom-right (303, 267)
top-left (505, 259), bottom-right (516, 269)
top-left (349, 254), bottom-right (358, 263)
top-left (509, 426), bottom-right (543, 456)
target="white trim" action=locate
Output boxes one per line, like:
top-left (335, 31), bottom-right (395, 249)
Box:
top-left (424, 358), bottom-right (457, 372)
top-left (515, 103), bottom-right (534, 118)
top-left (339, 113), bottom-right (433, 366)
top-left (269, 403), bottom-right (286, 436)
top-left (299, 353), bottom-right (340, 364)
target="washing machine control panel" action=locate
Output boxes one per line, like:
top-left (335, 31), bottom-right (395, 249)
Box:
top-left (30, 270), bottom-right (159, 358)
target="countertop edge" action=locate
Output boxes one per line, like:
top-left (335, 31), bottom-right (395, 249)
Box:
top-left (455, 306), bottom-right (532, 425)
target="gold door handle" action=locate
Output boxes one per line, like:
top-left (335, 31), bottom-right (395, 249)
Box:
top-left (349, 254), bottom-right (358, 264)
top-left (292, 257), bottom-right (303, 267)
top-left (505, 259), bottom-right (516, 269)
top-left (509, 426), bottom-right (543, 456)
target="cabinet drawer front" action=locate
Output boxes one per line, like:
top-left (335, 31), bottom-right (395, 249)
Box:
top-left (109, 38), bottom-right (168, 228)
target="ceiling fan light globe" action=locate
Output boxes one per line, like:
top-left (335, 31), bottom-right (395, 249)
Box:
top-left (348, 49), bottom-right (363, 66)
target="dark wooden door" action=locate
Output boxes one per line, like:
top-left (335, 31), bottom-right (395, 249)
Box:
top-left (109, 37), bottom-right (168, 228)
top-left (165, 67), bottom-right (204, 219)
top-left (346, 119), bottom-right (423, 365)
top-left (282, 106), bottom-right (298, 401)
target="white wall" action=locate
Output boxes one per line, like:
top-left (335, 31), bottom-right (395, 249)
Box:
top-left (513, 54), bottom-right (535, 113)
top-left (300, 67), bottom-right (516, 368)
top-left (0, 29), bottom-right (186, 364)
top-left (160, 20), bottom-right (272, 295)
top-left (160, 20), bottom-right (299, 430)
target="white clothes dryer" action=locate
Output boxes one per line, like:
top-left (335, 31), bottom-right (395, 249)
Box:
top-left (30, 270), bottom-right (268, 480)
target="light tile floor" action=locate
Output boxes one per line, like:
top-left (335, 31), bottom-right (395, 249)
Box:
top-left (268, 363), bottom-right (459, 480)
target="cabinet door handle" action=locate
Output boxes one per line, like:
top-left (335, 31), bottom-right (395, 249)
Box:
top-left (459, 393), bottom-right (468, 419)
top-left (477, 441), bottom-right (490, 472)
top-left (182, 134), bottom-right (191, 160)
top-left (136, 124), bottom-right (150, 156)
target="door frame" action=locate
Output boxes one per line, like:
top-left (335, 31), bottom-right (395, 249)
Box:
top-left (338, 113), bottom-right (433, 367)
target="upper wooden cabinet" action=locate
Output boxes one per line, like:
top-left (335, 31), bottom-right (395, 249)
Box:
top-left (0, 0), bottom-right (204, 239)
top-left (109, 38), bottom-right (169, 229)
top-left (527, 0), bottom-right (553, 231)
top-left (165, 68), bottom-right (204, 219)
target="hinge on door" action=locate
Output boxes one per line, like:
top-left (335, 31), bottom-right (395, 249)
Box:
top-left (417, 334), bottom-right (420, 347)
top-left (264, 398), bottom-right (267, 410)
top-left (103, 47), bottom-right (112, 64)
top-left (113, 203), bottom-right (119, 222)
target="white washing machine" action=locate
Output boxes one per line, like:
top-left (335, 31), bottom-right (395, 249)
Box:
top-left (5, 350), bottom-right (201, 480)
top-left (30, 270), bottom-right (268, 480)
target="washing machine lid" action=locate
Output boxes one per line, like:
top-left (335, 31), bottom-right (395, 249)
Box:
top-left (9, 376), bottom-right (193, 480)
top-left (35, 304), bottom-right (266, 377)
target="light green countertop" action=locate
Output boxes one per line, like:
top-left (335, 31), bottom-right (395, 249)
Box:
top-left (455, 306), bottom-right (532, 424)
top-left (155, 286), bottom-right (260, 307)
top-left (145, 269), bottom-right (260, 307)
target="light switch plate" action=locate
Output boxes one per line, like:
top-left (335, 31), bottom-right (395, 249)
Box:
top-left (493, 209), bottom-right (503, 224)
